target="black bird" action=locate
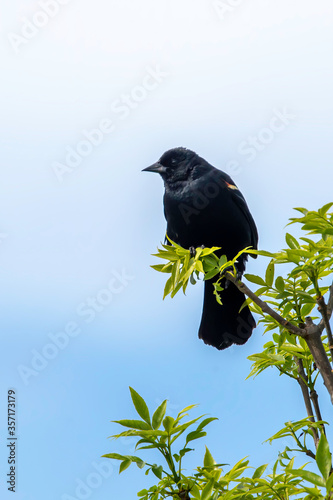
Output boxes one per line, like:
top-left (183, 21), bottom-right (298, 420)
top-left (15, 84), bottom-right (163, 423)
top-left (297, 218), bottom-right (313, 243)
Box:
top-left (143, 147), bottom-right (258, 350)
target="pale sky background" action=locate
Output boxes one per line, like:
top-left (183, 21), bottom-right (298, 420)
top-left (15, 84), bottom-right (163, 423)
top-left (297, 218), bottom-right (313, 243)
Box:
top-left (1, 1), bottom-right (333, 499)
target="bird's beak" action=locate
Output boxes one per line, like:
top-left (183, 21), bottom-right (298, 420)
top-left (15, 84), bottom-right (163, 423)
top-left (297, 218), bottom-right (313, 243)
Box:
top-left (142, 162), bottom-right (167, 174)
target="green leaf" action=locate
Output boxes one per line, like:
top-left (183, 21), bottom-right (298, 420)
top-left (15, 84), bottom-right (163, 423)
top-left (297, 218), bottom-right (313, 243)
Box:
top-left (185, 430), bottom-right (206, 444)
top-left (247, 249), bottom-right (276, 258)
top-left (135, 437), bottom-right (155, 448)
top-left (177, 404), bottom-right (199, 416)
top-left (163, 275), bottom-right (173, 299)
top-left (196, 417), bottom-right (218, 431)
top-left (301, 303), bottom-right (315, 318)
top-left (275, 276), bottom-right (285, 292)
top-left (137, 489), bottom-right (148, 497)
top-left (201, 246), bottom-right (221, 256)
top-left (319, 202), bottom-right (333, 215)
top-left (252, 464), bottom-right (268, 479)
top-left (326, 471), bottom-right (333, 494)
top-left (219, 254), bottom-right (228, 267)
top-left (282, 302), bottom-right (294, 316)
top-left (316, 432), bottom-right (332, 480)
top-left (190, 273), bottom-right (197, 285)
top-left (201, 478), bottom-right (215, 500)
top-left (244, 274), bottom-right (266, 286)
top-left (137, 490), bottom-right (148, 497)
top-left (152, 400), bottom-right (167, 430)
top-left (179, 447), bottom-right (193, 458)
top-left (286, 233), bottom-right (300, 249)
top-left (202, 254), bottom-right (219, 269)
top-left (112, 420), bottom-right (151, 430)
top-left (171, 258), bottom-right (181, 286)
top-left (150, 263), bottom-right (173, 273)
top-left (203, 446), bottom-right (216, 467)
top-left (152, 465), bottom-right (163, 480)
top-left (102, 453), bottom-right (126, 461)
top-left (127, 455), bottom-right (146, 468)
top-left (239, 297), bottom-right (252, 313)
top-left (203, 268), bottom-right (220, 280)
top-left (265, 259), bottom-right (275, 287)
top-left (297, 291), bottom-right (316, 304)
top-left (287, 468), bottom-right (325, 487)
top-left (170, 281), bottom-right (184, 298)
top-left (293, 207), bottom-right (308, 215)
top-left (190, 483), bottom-right (201, 500)
top-left (129, 387), bottom-right (151, 426)
top-left (254, 286), bottom-right (268, 296)
top-left (195, 260), bottom-right (205, 274)
top-left (119, 458), bottom-right (132, 473)
top-left (163, 416), bottom-right (174, 433)
top-left (152, 251), bottom-right (179, 261)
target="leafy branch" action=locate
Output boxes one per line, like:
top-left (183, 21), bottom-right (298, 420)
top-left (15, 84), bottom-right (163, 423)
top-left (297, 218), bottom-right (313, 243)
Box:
top-left (151, 205), bottom-right (333, 407)
top-left (104, 389), bottom-right (333, 499)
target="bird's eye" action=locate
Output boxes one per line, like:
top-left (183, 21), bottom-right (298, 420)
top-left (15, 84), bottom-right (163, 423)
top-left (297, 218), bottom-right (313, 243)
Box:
top-left (171, 158), bottom-right (177, 165)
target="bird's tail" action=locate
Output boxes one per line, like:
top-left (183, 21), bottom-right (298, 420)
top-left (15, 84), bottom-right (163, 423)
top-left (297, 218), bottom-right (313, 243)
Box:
top-left (198, 278), bottom-right (255, 350)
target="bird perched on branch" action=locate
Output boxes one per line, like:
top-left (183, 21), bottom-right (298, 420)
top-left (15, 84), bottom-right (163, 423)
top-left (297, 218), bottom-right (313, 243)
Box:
top-left (143, 147), bottom-right (258, 350)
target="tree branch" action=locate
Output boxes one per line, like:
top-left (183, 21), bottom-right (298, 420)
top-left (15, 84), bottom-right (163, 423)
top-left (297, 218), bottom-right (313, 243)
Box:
top-left (317, 293), bottom-right (333, 364)
top-left (303, 318), bottom-right (333, 404)
top-left (225, 272), bottom-right (306, 337)
top-left (225, 272), bottom-right (333, 404)
top-left (309, 389), bottom-right (325, 435)
top-left (325, 282), bottom-right (333, 319)
top-left (294, 357), bottom-right (319, 448)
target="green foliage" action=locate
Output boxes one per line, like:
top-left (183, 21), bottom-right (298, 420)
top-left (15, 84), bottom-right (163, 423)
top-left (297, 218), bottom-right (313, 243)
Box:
top-left (151, 206), bottom-right (333, 389)
top-left (104, 389), bottom-right (333, 499)
top-left (243, 206), bottom-right (333, 383)
top-left (105, 204), bottom-right (333, 499)
top-left (152, 206), bottom-right (333, 322)
top-left (152, 235), bottom-right (254, 304)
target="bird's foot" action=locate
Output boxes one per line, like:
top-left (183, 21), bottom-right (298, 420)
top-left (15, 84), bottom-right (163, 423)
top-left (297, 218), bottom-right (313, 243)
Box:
top-left (235, 268), bottom-right (243, 281)
top-left (222, 265), bottom-right (243, 289)
top-left (189, 246), bottom-right (196, 258)
top-left (189, 245), bottom-right (205, 258)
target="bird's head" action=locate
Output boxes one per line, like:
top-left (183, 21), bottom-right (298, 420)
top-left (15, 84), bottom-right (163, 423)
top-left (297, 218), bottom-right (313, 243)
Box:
top-left (143, 147), bottom-right (205, 185)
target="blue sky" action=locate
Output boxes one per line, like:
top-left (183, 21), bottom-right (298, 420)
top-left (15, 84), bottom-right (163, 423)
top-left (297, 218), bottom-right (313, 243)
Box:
top-left (1, 1), bottom-right (333, 499)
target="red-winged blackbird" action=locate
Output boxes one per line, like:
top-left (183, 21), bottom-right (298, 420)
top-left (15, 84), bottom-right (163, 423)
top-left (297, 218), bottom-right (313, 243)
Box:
top-left (143, 147), bottom-right (258, 350)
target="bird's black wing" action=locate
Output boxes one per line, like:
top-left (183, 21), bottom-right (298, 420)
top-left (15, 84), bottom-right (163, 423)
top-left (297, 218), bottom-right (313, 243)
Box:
top-left (229, 187), bottom-right (258, 255)
top-left (211, 168), bottom-right (258, 254)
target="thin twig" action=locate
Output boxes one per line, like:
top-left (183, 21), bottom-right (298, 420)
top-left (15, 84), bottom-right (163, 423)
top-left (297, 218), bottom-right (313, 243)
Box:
top-left (224, 272), bottom-right (306, 337)
top-left (317, 294), bottom-right (333, 364)
top-left (225, 272), bottom-right (333, 404)
top-left (304, 318), bottom-right (333, 404)
top-left (309, 389), bottom-right (326, 436)
top-left (293, 357), bottom-right (319, 448)
top-left (326, 282), bottom-right (333, 319)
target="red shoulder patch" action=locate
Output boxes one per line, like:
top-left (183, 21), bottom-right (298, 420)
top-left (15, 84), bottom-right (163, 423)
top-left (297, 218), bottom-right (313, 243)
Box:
top-left (226, 182), bottom-right (238, 190)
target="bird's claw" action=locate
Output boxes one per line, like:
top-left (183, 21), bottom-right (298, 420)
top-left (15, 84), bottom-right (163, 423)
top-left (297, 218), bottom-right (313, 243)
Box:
top-left (189, 245), bottom-right (205, 258)
top-left (232, 267), bottom-right (243, 281)
top-left (222, 265), bottom-right (243, 289)
top-left (189, 246), bottom-right (196, 258)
